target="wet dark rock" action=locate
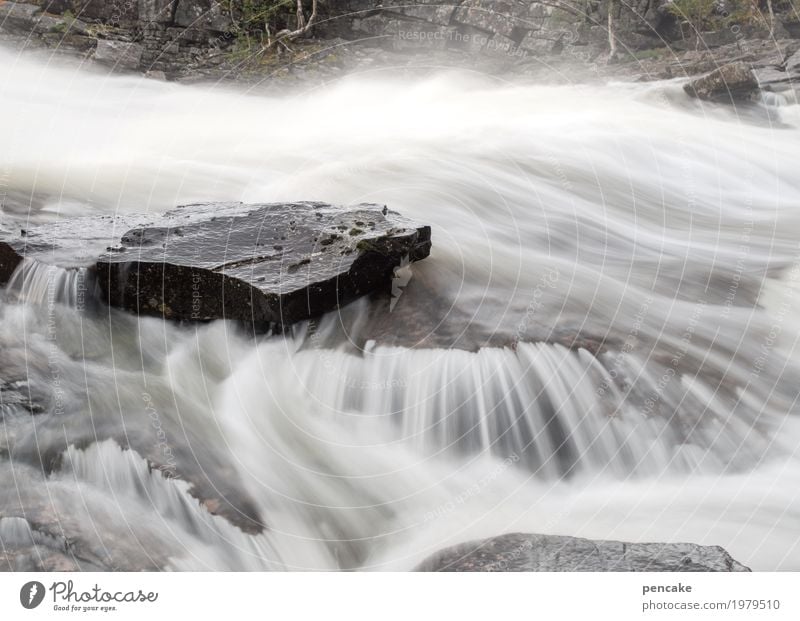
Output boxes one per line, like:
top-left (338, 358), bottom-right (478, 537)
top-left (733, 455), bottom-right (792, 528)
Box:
top-left (2, 202), bottom-right (431, 333)
top-left (684, 62), bottom-right (760, 102)
top-left (140, 451), bottom-right (266, 535)
top-left (0, 516), bottom-right (108, 571)
top-left (0, 381), bottom-right (45, 416)
top-left (0, 212), bottom-right (148, 276)
top-left (417, 533), bottom-right (751, 572)
top-left (0, 242), bottom-right (23, 286)
top-left (94, 202), bottom-right (431, 329)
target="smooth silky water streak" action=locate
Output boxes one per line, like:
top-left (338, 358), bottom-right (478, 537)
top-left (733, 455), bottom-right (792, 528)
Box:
top-left (0, 45), bottom-right (798, 570)
top-left (4, 258), bottom-right (94, 309)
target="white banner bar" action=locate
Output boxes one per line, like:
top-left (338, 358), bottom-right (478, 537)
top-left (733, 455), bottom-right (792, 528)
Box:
top-left (0, 572), bottom-right (798, 621)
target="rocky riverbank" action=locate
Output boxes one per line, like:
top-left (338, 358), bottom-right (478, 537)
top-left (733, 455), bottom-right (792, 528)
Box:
top-left (0, 0), bottom-right (798, 97)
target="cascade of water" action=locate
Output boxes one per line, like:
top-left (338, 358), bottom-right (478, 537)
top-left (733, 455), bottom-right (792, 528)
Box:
top-left (5, 258), bottom-right (94, 309)
top-left (0, 46), bottom-right (798, 571)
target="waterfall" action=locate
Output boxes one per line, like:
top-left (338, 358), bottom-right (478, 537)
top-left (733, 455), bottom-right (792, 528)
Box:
top-left (0, 46), bottom-right (799, 571)
top-left (285, 341), bottom-right (776, 477)
top-left (5, 258), bottom-right (94, 310)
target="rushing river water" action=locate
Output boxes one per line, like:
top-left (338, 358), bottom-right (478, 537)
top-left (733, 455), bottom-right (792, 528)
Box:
top-left (1, 48), bottom-right (800, 571)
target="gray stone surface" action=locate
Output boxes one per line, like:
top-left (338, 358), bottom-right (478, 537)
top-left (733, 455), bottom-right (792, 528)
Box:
top-left (77, 0), bottom-right (139, 25)
top-left (1, 1), bottom-right (798, 84)
top-left (174, 0), bottom-right (232, 32)
top-left (138, 0), bottom-right (175, 24)
top-left (417, 533), bottom-right (751, 572)
top-left (684, 62), bottom-right (760, 102)
top-left (785, 49), bottom-right (800, 73)
top-left (338, 0), bottom-right (675, 55)
top-left (95, 202), bottom-right (431, 328)
top-left (2, 201), bottom-right (432, 329)
top-left (0, 2), bottom-right (42, 35)
top-left (93, 39), bottom-right (144, 70)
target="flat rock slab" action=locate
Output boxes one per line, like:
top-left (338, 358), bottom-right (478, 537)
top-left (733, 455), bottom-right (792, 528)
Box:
top-left (1, 201), bottom-right (431, 329)
top-left (94, 201), bottom-right (431, 328)
top-left (0, 242), bottom-right (23, 286)
top-left (416, 533), bottom-right (750, 572)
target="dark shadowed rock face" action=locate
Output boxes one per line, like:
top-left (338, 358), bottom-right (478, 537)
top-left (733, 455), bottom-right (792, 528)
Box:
top-left (684, 62), bottom-right (760, 103)
top-left (416, 533), bottom-right (751, 572)
top-left (0, 242), bottom-right (23, 286)
top-left (95, 202), bottom-right (431, 329)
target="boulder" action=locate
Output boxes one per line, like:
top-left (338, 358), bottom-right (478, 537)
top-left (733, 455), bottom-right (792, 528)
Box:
top-left (0, 242), bottom-right (23, 286)
top-left (1, 202), bottom-right (431, 330)
top-left (0, 2), bottom-right (42, 36)
top-left (416, 533), bottom-right (751, 572)
top-left (684, 62), bottom-right (759, 102)
top-left (93, 39), bottom-right (144, 71)
top-left (93, 202), bottom-right (431, 329)
top-left (755, 66), bottom-right (795, 91)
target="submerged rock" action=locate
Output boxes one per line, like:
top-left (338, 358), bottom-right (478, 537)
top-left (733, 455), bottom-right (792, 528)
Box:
top-left (417, 533), bottom-right (750, 572)
top-left (93, 202), bottom-right (431, 329)
top-left (0, 242), bottom-right (23, 286)
top-left (0, 516), bottom-right (109, 571)
top-left (0, 380), bottom-right (45, 416)
top-left (684, 62), bottom-right (759, 102)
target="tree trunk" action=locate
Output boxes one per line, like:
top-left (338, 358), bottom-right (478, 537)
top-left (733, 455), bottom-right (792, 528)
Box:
top-left (766, 0), bottom-right (775, 35)
top-left (607, 0), bottom-right (617, 60)
top-left (265, 0), bottom-right (318, 49)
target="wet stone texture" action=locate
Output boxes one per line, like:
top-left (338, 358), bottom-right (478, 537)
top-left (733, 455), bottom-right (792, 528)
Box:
top-left (417, 533), bottom-right (751, 572)
top-left (684, 62), bottom-right (760, 102)
top-left (0, 241), bottom-right (23, 286)
top-left (1, 202), bottom-right (431, 329)
top-left (94, 202), bottom-right (431, 330)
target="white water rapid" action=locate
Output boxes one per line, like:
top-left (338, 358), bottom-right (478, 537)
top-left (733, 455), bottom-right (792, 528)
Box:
top-left (1, 47), bottom-right (799, 571)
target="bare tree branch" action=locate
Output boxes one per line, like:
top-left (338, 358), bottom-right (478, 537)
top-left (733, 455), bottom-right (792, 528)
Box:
top-left (766, 0), bottom-right (775, 35)
top-left (264, 0), bottom-right (318, 49)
